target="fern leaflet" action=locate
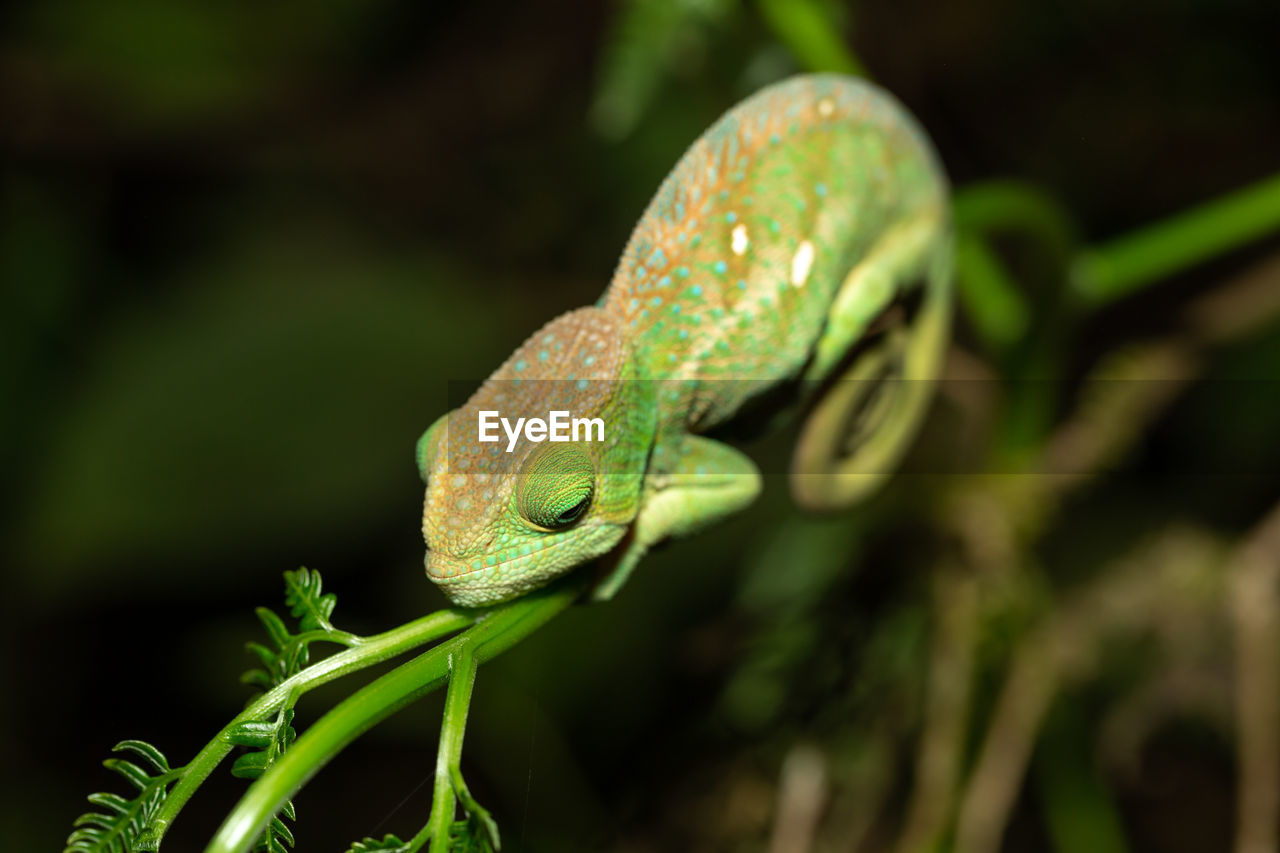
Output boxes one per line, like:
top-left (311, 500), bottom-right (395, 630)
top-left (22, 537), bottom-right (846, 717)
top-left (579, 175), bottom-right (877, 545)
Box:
top-left (64, 740), bottom-right (182, 853)
top-left (234, 568), bottom-right (356, 852)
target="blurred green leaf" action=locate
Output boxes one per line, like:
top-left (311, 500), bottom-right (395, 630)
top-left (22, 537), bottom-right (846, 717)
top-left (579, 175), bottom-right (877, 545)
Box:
top-left (16, 220), bottom-right (494, 592)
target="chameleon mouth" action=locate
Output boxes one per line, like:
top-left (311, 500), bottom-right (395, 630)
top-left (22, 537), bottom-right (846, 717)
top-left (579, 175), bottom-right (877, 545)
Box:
top-left (424, 549), bottom-right (485, 581)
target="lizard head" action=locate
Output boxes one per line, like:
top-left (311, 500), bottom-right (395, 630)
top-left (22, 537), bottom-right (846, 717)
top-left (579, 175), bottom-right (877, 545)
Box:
top-left (417, 307), bottom-right (656, 606)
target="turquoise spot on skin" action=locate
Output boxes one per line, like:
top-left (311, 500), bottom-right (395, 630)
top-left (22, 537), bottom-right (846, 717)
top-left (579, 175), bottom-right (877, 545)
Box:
top-left (690, 235), bottom-right (702, 248)
top-left (678, 328), bottom-right (689, 340)
top-left (718, 189), bottom-right (728, 201)
top-left (583, 355), bottom-right (596, 366)
top-left (486, 555), bottom-right (497, 567)
top-left (636, 266), bottom-right (647, 278)
top-left (650, 249), bottom-right (666, 266)
top-left (651, 296), bottom-right (663, 307)
top-left (677, 266), bottom-right (690, 278)
top-left (629, 298), bottom-right (639, 310)
top-left (543, 334), bottom-right (554, 344)
top-left (737, 280), bottom-right (748, 290)
top-left (659, 276), bottom-right (671, 288)
top-left (815, 182), bottom-right (829, 196)
top-left (538, 350), bottom-right (549, 361)
top-left (690, 284), bottom-right (703, 296)
top-left (769, 219), bottom-right (781, 234)
top-left (726, 212), bottom-right (737, 224)
top-left (472, 559), bottom-right (483, 571)
top-left (577, 379), bottom-right (589, 390)
top-left (770, 133), bottom-right (781, 144)
top-left (671, 304), bottom-right (681, 314)
top-left (514, 360), bottom-right (527, 371)
top-left (713, 261), bottom-right (727, 275)
top-left (668, 353), bottom-right (678, 363)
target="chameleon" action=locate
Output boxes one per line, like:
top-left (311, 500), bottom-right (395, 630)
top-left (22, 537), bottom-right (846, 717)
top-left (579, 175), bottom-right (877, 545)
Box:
top-left (417, 73), bottom-right (952, 608)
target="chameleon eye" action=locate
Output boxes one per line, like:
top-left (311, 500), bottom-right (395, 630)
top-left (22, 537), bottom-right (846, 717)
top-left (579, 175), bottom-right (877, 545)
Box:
top-left (516, 444), bottom-right (596, 531)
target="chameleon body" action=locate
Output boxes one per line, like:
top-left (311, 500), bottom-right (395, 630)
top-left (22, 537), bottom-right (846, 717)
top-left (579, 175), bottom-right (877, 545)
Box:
top-left (418, 74), bottom-right (952, 606)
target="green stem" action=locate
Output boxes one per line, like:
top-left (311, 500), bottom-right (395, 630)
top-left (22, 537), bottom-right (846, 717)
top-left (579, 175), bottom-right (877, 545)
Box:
top-left (1073, 170), bottom-right (1280, 305)
top-left (411, 637), bottom-right (489, 852)
top-left (952, 180), bottom-right (1077, 262)
top-left (203, 577), bottom-right (581, 853)
top-left (955, 231), bottom-right (1031, 351)
top-left (758, 0), bottom-right (867, 76)
top-left (139, 607), bottom-right (475, 850)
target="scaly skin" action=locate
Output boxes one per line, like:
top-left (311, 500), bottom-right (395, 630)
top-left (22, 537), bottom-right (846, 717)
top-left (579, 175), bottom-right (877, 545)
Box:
top-left (418, 74), bottom-right (952, 607)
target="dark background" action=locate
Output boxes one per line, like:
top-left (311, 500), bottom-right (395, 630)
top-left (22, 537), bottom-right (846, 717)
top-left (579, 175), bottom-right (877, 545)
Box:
top-left (5, 0), bottom-right (1280, 850)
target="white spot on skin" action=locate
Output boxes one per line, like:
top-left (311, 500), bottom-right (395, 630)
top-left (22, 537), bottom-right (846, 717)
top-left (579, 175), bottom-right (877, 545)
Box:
top-left (818, 97), bottom-right (834, 117)
top-left (791, 240), bottom-right (815, 287)
top-left (731, 223), bottom-right (749, 256)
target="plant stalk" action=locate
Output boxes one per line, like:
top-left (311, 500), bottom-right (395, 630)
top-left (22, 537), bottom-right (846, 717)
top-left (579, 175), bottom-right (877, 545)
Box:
top-left (203, 577), bottom-right (581, 853)
top-left (140, 607), bottom-right (475, 849)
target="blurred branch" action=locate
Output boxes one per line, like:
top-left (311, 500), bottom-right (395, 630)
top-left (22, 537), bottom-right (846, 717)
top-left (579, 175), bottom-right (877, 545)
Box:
top-left (952, 180), bottom-right (1077, 263)
top-left (823, 725), bottom-right (899, 852)
top-left (768, 743), bottom-right (828, 853)
top-left (954, 622), bottom-right (1058, 853)
top-left (954, 528), bottom-right (1225, 853)
top-left (1040, 341), bottom-right (1198, 495)
top-left (955, 232), bottom-right (1031, 352)
top-left (896, 565), bottom-right (978, 853)
top-left (1231, 501), bottom-right (1280, 853)
top-left (1073, 171), bottom-right (1280, 306)
top-left (1184, 249), bottom-right (1280, 346)
top-left (1098, 666), bottom-right (1232, 779)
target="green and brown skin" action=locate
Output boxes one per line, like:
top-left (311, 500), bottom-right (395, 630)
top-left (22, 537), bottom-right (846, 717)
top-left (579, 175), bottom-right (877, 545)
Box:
top-left (417, 74), bottom-right (953, 608)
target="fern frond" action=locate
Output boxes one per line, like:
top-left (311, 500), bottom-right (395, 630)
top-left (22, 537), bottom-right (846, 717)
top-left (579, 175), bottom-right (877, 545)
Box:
top-left (241, 568), bottom-right (355, 697)
top-left (64, 740), bottom-right (182, 853)
top-left (347, 835), bottom-right (408, 853)
top-left (284, 566), bottom-right (338, 634)
top-left (232, 569), bottom-right (349, 853)
top-left (225, 707), bottom-right (299, 851)
top-left (450, 815), bottom-right (499, 853)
